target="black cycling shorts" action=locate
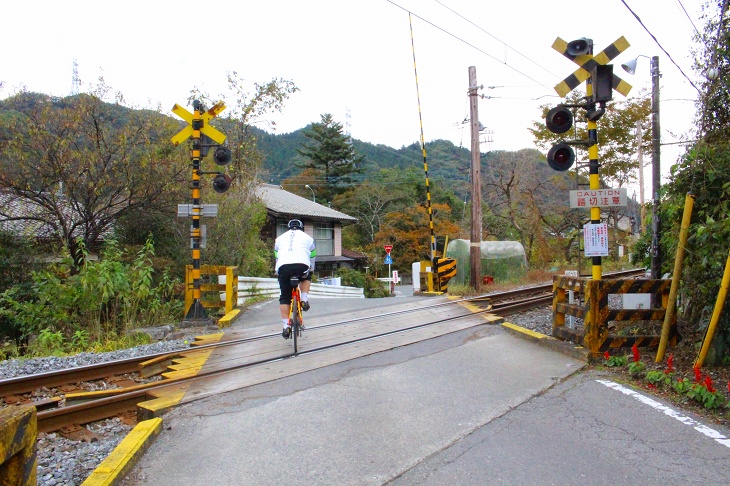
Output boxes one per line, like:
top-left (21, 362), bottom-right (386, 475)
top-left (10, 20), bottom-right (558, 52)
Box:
top-left (278, 263), bottom-right (311, 305)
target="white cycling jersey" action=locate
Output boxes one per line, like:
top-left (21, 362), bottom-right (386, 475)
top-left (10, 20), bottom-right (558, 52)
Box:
top-left (274, 229), bottom-right (316, 273)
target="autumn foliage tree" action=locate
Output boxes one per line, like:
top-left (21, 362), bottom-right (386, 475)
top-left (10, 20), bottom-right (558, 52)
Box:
top-left (0, 84), bottom-right (186, 268)
top-left (374, 202), bottom-right (461, 274)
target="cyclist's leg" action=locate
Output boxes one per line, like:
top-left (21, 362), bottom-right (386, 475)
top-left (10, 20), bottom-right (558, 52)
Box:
top-left (297, 264), bottom-right (312, 311)
top-left (278, 265), bottom-right (296, 338)
top-left (291, 292), bottom-right (301, 353)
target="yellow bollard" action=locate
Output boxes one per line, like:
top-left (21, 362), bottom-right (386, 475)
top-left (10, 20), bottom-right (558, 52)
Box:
top-left (656, 192), bottom-right (695, 362)
top-left (694, 247), bottom-right (730, 369)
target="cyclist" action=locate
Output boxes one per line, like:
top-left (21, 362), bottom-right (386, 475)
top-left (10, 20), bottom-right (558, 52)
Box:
top-left (274, 219), bottom-right (316, 339)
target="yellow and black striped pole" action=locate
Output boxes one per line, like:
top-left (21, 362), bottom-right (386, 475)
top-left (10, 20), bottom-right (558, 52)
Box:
top-left (187, 99), bottom-right (206, 319)
top-left (585, 81), bottom-right (602, 281)
top-left (409, 13), bottom-right (438, 292)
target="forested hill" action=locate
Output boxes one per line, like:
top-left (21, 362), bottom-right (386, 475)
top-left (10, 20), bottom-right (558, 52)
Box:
top-left (251, 125), bottom-right (476, 185)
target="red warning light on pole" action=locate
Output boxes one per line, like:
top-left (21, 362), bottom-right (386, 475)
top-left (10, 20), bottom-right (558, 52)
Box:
top-left (384, 245), bottom-right (393, 254)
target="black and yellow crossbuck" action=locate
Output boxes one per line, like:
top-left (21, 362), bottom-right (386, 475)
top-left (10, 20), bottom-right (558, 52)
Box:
top-left (552, 36), bottom-right (633, 98)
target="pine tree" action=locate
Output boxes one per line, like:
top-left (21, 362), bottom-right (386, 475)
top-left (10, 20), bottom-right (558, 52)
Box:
top-left (296, 113), bottom-right (364, 205)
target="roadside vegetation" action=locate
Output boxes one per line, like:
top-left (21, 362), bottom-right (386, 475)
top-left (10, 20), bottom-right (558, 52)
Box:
top-left (0, 238), bottom-right (181, 359)
top-left (603, 344), bottom-right (730, 427)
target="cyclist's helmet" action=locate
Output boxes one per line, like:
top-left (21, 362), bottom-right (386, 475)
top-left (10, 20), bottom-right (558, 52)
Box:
top-left (288, 219), bottom-right (304, 230)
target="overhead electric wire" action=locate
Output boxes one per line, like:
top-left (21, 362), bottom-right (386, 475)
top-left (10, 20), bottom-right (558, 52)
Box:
top-left (385, 0), bottom-right (551, 89)
top-left (433, 0), bottom-right (561, 79)
top-left (619, 0), bottom-right (701, 93)
top-left (674, 0), bottom-right (702, 40)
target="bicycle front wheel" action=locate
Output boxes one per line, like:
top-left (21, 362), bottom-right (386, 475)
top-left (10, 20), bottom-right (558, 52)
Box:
top-left (291, 312), bottom-right (301, 354)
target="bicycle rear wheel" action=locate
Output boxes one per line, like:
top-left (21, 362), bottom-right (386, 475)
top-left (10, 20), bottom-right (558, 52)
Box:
top-left (291, 311), bottom-right (301, 354)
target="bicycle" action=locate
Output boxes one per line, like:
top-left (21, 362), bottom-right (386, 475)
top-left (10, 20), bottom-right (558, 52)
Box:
top-left (285, 273), bottom-right (307, 354)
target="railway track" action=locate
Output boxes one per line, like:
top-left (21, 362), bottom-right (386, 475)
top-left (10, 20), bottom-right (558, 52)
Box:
top-left (1, 268), bottom-right (646, 434)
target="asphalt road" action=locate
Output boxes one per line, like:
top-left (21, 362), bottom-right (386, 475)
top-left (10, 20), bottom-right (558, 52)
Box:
top-left (122, 291), bottom-right (730, 485)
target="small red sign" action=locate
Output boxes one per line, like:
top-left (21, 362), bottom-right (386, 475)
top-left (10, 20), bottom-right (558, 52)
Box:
top-left (384, 245), bottom-right (393, 254)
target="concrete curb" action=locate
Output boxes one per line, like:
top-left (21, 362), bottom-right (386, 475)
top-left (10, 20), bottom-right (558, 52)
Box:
top-left (84, 330), bottom-right (225, 484)
top-left (501, 322), bottom-right (591, 362)
top-left (81, 418), bottom-right (162, 485)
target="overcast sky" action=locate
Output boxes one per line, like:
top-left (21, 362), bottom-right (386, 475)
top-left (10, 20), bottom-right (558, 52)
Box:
top-left (3, 0), bottom-right (710, 195)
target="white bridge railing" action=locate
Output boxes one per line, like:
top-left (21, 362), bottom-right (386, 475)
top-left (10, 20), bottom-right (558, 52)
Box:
top-left (223, 276), bottom-right (364, 305)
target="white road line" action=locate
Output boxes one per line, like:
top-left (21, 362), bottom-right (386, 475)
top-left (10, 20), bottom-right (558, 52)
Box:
top-left (596, 379), bottom-right (730, 449)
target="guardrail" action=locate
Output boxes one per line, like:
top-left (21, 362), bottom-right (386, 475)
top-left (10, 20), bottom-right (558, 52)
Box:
top-left (552, 274), bottom-right (676, 359)
top-left (235, 277), bottom-right (364, 303)
top-left (184, 265), bottom-right (238, 315)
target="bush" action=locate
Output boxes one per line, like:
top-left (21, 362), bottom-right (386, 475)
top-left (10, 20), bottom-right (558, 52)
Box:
top-left (337, 268), bottom-right (390, 298)
top-left (0, 237), bottom-right (183, 357)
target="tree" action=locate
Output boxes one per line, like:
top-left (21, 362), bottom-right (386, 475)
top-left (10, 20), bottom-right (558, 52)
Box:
top-left (375, 202), bottom-right (461, 274)
top-left (0, 84), bottom-right (187, 268)
top-left (482, 149), bottom-right (580, 266)
top-left (660, 0), bottom-right (730, 360)
top-left (183, 74), bottom-right (300, 273)
top-left (529, 91), bottom-right (652, 188)
top-left (296, 113), bottom-right (364, 205)
top-left (334, 168), bottom-right (417, 244)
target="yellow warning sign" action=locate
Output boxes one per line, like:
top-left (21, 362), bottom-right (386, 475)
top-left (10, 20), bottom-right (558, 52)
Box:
top-left (171, 101), bottom-right (227, 146)
top-left (552, 36), bottom-right (632, 98)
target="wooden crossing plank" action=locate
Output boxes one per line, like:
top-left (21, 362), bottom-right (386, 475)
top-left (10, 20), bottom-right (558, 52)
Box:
top-left (190, 303), bottom-right (478, 375)
top-left (175, 311), bottom-right (488, 405)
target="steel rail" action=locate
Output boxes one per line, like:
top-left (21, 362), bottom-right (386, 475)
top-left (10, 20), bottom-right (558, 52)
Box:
top-left (6, 268), bottom-right (646, 402)
top-left (35, 292), bottom-right (560, 432)
top-left (0, 354), bottom-right (171, 397)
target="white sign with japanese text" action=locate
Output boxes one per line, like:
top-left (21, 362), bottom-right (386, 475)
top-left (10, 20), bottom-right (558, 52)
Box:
top-left (570, 188), bottom-right (627, 208)
top-left (583, 223), bottom-right (609, 257)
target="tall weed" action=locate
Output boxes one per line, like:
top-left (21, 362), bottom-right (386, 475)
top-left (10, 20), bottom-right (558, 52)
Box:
top-left (0, 237), bottom-right (182, 357)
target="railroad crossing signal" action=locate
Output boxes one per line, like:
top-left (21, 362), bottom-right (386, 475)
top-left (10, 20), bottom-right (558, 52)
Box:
top-left (545, 36), bottom-right (634, 281)
top-left (171, 101), bottom-right (227, 146)
top-left (552, 36), bottom-right (632, 98)
top-left (172, 99), bottom-right (231, 321)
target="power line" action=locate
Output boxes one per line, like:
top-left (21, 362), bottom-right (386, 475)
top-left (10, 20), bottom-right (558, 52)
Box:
top-left (433, 0), bottom-right (561, 79)
top-left (385, 0), bottom-right (551, 89)
top-left (619, 0), bottom-right (701, 93)
top-left (674, 0), bottom-right (702, 40)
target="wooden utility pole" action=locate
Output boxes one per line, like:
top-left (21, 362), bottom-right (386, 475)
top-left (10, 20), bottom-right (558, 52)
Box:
top-left (468, 66), bottom-right (482, 291)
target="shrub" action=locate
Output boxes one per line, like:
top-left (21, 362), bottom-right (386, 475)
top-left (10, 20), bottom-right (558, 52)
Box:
top-left (0, 237), bottom-right (182, 357)
top-left (337, 268), bottom-right (390, 298)
top-left (603, 351), bottom-right (628, 367)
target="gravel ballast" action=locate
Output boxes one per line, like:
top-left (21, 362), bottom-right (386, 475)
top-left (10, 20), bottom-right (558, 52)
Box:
top-left (1, 331), bottom-right (212, 486)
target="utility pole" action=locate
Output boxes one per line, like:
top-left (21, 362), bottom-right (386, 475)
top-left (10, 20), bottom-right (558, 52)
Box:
top-left (650, 55), bottom-right (662, 279)
top-left (636, 121), bottom-right (646, 233)
top-left (468, 66), bottom-right (482, 291)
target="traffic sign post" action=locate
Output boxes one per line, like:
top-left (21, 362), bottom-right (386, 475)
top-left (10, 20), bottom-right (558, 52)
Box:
top-left (172, 99), bottom-right (228, 320)
top-left (384, 245), bottom-right (393, 294)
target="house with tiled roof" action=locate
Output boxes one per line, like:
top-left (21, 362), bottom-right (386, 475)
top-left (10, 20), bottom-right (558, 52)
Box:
top-left (0, 191), bottom-right (56, 238)
top-left (256, 184), bottom-right (359, 278)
